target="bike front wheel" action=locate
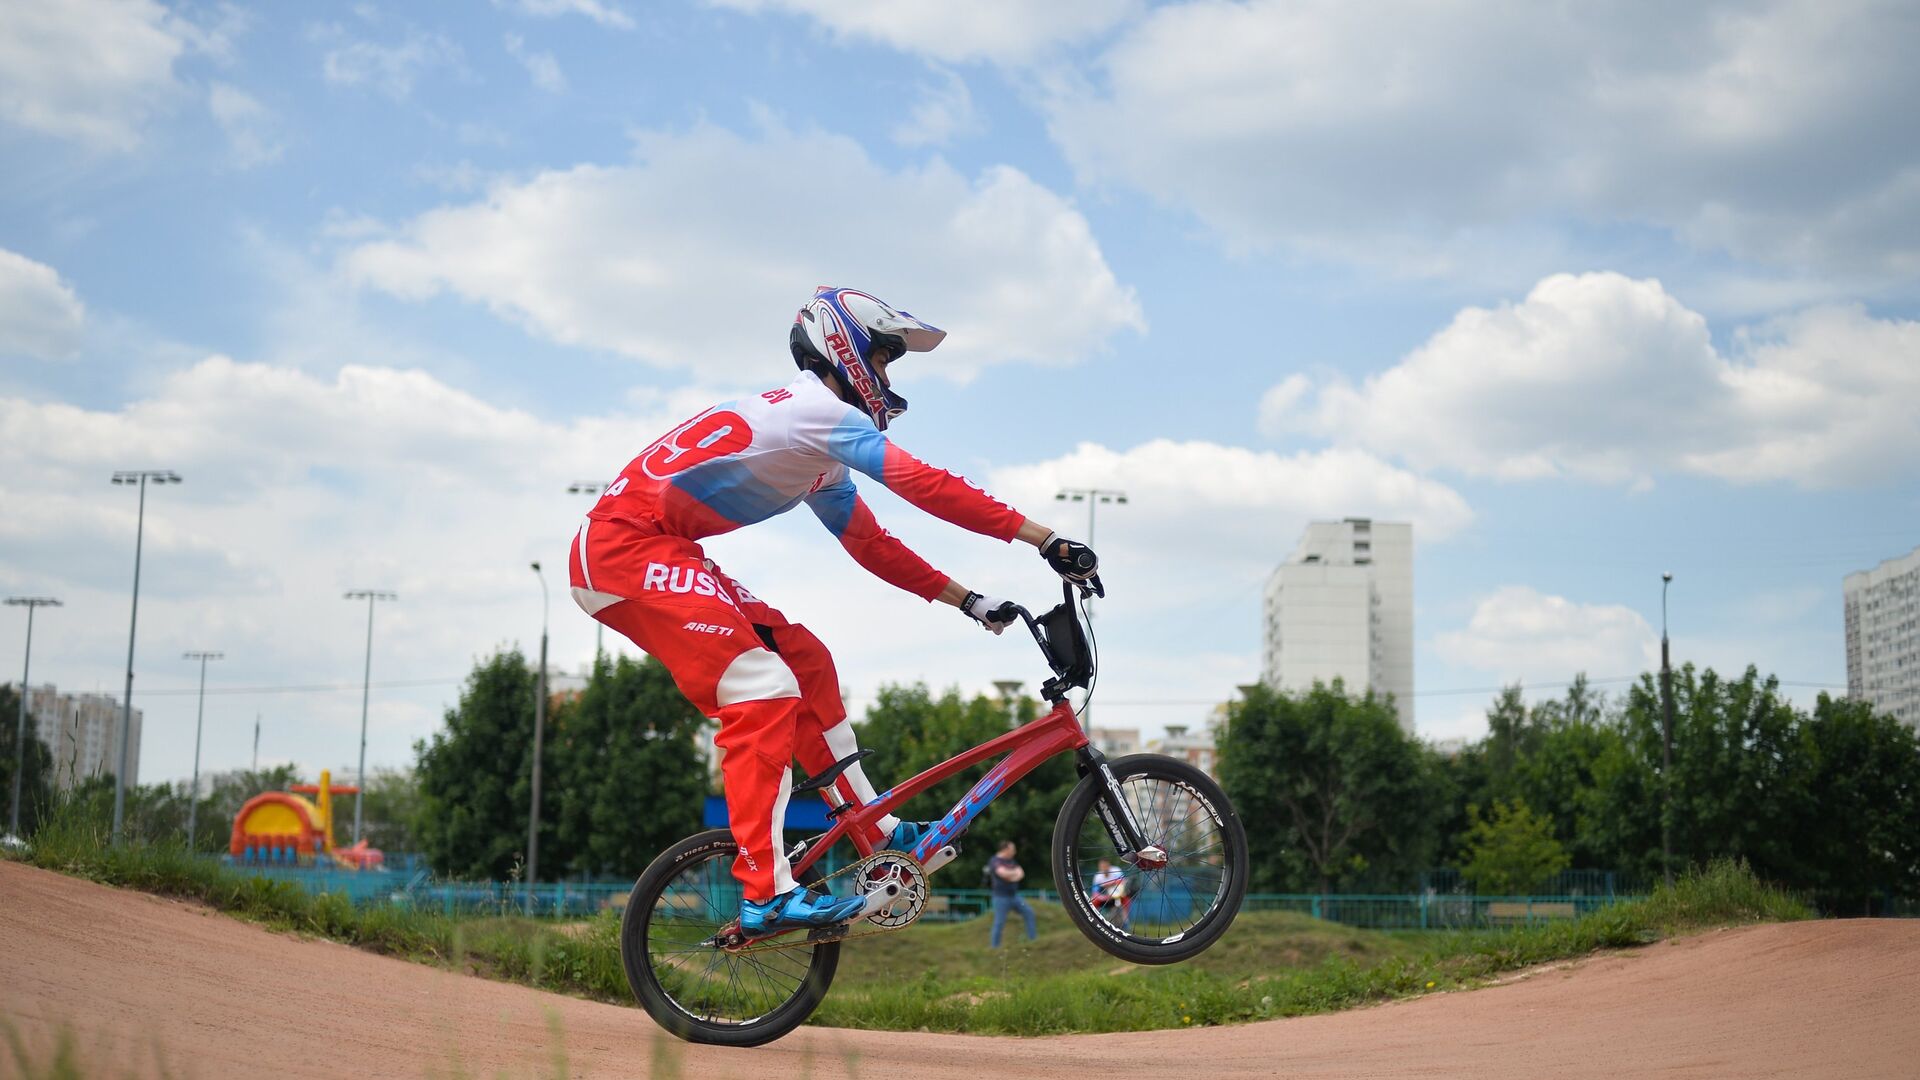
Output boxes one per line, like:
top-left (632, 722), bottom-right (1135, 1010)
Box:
top-left (620, 829), bottom-right (839, 1046)
top-left (1052, 754), bottom-right (1248, 964)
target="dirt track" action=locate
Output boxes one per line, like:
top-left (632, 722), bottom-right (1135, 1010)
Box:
top-left (4, 862), bottom-right (1917, 1079)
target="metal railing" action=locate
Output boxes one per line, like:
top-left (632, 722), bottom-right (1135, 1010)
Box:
top-left (1239, 892), bottom-right (1632, 930)
top-left (220, 858), bottom-right (1640, 930)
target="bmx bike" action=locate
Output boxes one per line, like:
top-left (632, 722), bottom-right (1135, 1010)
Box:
top-left (619, 580), bottom-right (1249, 1046)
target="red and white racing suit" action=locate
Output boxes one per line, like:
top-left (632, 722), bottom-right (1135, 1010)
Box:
top-left (568, 371), bottom-right (1024, 900)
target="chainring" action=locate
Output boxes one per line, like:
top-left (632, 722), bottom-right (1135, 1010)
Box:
top-left (715, 848), bottom-right (930, 955)
top-left (849, 850), bottom-right (928, 930)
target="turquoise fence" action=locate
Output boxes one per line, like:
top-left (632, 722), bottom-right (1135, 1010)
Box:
top-left (223, 861), bottom-right (1638, 928)
top-left (1240, 892), bottom-right (1631, 929)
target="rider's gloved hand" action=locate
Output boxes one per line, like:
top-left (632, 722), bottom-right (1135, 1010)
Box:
top-left (1040, 532), bottom-right (1100, 584)
top-left (961, 591), bottom-right (1018, 635)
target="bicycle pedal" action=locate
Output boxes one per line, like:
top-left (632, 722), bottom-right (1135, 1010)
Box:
top-left (805, 925), bottom-right (850, 943)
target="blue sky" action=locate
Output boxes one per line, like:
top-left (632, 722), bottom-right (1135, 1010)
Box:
top-left (2, 0), bottom-right (1916, 787)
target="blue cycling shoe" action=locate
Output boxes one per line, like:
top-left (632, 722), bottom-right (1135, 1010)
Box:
top-left (738, 886), bottom-right (867, 935)
top-left (882, 820), bottom-right (940, 853)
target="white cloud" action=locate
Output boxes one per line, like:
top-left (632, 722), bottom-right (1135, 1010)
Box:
top-left (1263, 272), bottom-right (1920, 489)
top-left (496, 0), bottom-right (636, 30)
top-left (342, 118), bottom-right (1144, 378)
top-left (0, 0), bottom-right (186, 150)
top-left (207, 82), bottom-right (282, 167)
top-left (1044, 0), bottom-right (1920, 278)
top-left (311, 22), bottom-right (463, 100)
top-left (990, 439), bottom-right (1472, 605)
top-left (1435, 586), bottom-right (1658, 686)
top-left (892, 68), bottom-right (981, 148)
top-left (504, 33), bottom-right (567, 93)
top-left (0, 354), bottom-right (710, 784)
top-left (708, 0), bottom-right (1139, 64)
top-left (0, 248), bottom-right (86, 360)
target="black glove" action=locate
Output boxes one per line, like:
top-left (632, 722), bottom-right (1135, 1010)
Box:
top-left (1041, 533), bottom-right (1101, 587)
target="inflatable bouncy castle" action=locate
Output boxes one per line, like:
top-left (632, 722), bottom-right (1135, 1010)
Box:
top-left (228, 769), bottom-right (384, 870)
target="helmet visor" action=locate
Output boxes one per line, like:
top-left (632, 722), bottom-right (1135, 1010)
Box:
top-left (839, 291), bottom-right (945, 354)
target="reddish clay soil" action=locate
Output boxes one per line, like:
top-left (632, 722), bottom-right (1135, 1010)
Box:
top-left (4, 860), bottom-right (1917, 1079)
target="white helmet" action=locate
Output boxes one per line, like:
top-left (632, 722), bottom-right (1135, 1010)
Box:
top-left (790, 286), bottom-right (945, 431)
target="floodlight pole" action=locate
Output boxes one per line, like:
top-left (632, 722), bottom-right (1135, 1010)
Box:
top-left (111, 470), bottom-right (181, 844)
top-left (344, 589), bottom-right (397, 844)
top-left (8, 596), bottom-right (61, 837)
top-left (567, 482), bottom-right (608, 662)
top-left (1053, 486), bottom-right (1129, 551)
top-left (526, 561), bottom-right (550, 912)
top-left (1659, 572), bottom-right (1675, 889)
top-left (183, 650), bottom-right (223, 848)
top-left (1053, 487), bottom-right (1127, 727)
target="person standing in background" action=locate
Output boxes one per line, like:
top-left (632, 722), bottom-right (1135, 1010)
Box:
top-left (1092, 857), bottom-right (1130, 930)
top-left (986, 839), bottom-right (1037, 947)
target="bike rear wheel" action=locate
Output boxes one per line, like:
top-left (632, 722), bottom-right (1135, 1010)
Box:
top-left (1052, 754), bottom-right (1248, 964)
top-left (620, 829), bottom-right (838, 1046)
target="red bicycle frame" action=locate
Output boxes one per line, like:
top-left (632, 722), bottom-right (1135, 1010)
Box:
top-left (788, 698), bottom-right (1089, 879)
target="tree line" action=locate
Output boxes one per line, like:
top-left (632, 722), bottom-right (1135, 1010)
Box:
top-left (16, 655), bottom-right (1915, 912)
top-left (1218, 668), bottom-right (1920, 912)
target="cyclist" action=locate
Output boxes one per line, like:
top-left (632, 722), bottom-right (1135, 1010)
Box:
top-left (569, 286), bottom-right (1100, 936)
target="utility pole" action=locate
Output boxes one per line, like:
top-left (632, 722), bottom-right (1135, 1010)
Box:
top-left (526, 561), bottom-right (550, 913)
top-left (7, 596), bottom-right (61, 838)
top-left (1660, 572), bottom-right (1676, 890)
top-left (343, 590), bottom-right (397, 843)
top-left (183, 651), bottom-right (224, 849)
top-left (567, 482), bottom-right (608, 662)
top-left (110, 469), bottom-right (182, 844)
top-left (252, 714), bottom-right (260, 772)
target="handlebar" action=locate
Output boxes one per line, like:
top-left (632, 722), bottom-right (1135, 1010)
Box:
top-left (1001, 580), bottom-right (1099, 701)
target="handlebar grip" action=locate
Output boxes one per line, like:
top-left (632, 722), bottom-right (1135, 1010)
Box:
top-left (988, 601), bottom-right (1021, 623)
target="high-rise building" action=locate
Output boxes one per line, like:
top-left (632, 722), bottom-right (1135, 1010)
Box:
top-left (1087, 726), bottom-right (1140, 759)
top-left (1146, 724), bottom-right (1218, 778)
top-left (1845, 544), bottom-right (1920, 729)
top-left (1262, 518), bottom-right (1414, 731)
top-left (22, 685), bottom-right (142, 790)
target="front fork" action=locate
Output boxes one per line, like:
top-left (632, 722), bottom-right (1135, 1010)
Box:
top-left (1075, 747), bottom-right (1168, 870)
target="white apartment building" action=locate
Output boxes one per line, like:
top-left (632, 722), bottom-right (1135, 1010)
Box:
top-left (1146, 724), bottom-right (1218, 778)
top-left (1262, 519), bottom-right (1414, 731)
top-left (1087, 726), bottom-right (1140, 759)
top-left (22, 685), bottom-right (142, 790)
top-left (1845, 544), bottom-right (1920, 729)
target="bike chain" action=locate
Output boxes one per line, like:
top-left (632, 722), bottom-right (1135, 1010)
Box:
top-left (713, 850), bottom-right (929, 956)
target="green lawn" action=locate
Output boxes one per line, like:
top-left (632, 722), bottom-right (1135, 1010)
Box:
top-left (829, 903), bottom-right (1411, 990)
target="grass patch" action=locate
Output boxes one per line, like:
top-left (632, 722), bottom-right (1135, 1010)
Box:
top-left (9, 806), bottom-right (1807, 1038)
top-left (814, 859), bottom-right (1809, 1034)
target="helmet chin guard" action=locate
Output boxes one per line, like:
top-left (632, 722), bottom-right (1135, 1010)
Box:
top-left (789, 286), bottom-right (943, 431)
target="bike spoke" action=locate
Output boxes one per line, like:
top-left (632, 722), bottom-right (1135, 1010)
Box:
top-left (644, 849), bottom-right (818, 1027)
top-left (1075, 770), bottom-right (1232, 944)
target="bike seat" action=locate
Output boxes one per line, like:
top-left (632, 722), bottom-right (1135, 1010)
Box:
top-left (793, 749), bottom-right (872, 794)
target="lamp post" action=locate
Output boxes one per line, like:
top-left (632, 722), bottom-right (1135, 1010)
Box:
top-left (526, 561), bottom-right (550, 912)
top-left (110, 469), bottom-right (181, 845)
top-left (7, 596), bottom-right (60, 838)
top-left (1659, 572), bottom-right (1676, 889)
top-left (1052, 487), bottom-right (1128, 551)
top-left (182, 651), bottom-right (223, 849)
top-left (343, 589), bottom-right (397, 844)
top-left (1054, 488), bottom-right (1126, 726)
top-left (567, 482), bottom-right (608, 661)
